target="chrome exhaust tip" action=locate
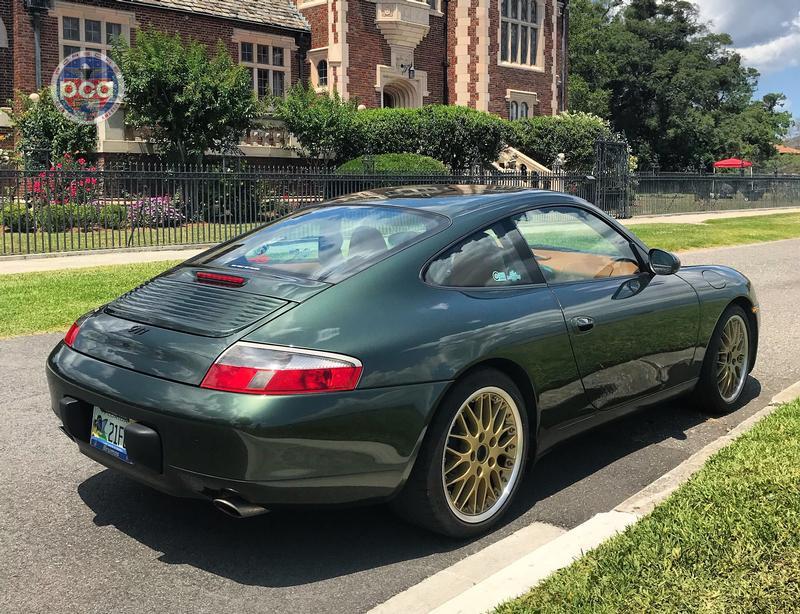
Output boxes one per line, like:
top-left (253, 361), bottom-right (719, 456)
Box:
top-left (212, 495), bottom-right (269, 519)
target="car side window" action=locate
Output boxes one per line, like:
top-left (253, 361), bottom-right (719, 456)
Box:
top-left (425, 222), bottom-right (534, 287)
top-left (512, 206), bottom-right (642, 283)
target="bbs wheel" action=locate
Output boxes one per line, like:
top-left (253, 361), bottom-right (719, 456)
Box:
top-left (693, 305), bottom-right (752, 414)
top-left (391, 368), bottom-right (529, 537)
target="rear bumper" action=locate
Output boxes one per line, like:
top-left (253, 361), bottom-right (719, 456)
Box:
top-left (47, 343), bottom-right (449, 507)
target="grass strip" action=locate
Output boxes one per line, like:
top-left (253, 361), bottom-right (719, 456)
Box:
top-left (496, 399), bottom-right (800, 613)
top-left (629, 212), bottom-right (800, 252)
top-left (0, 261), bottom-right (179, 338)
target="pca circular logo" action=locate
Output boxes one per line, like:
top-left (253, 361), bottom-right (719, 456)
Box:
top-left (51, 51), bottom-right (125, 125)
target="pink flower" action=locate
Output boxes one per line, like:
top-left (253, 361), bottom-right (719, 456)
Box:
top-left (32, 180), bottom-right (42, 193)
top-left (77, 158), bottom-right (86, 165)
top-left (55, 163), bottom-right (62, 169)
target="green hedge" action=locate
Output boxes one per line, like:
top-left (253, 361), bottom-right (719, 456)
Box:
top-left (336, 153), bottom-right (448, 174)
top-left (1, 203), bottom-right (130, 232)
top-left (510, 111), bottom-right (624, 172)
top-left (344, 105), bottom-right (508, 170)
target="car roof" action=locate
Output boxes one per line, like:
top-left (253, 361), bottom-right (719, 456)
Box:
top-left (326, 185), bottom-right (582, 218)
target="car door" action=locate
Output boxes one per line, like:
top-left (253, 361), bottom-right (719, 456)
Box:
top-left (511, 205), bottom-right (700, 410)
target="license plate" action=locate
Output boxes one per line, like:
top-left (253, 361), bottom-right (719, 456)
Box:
top-left (90, 407), bottom-right (133, 463)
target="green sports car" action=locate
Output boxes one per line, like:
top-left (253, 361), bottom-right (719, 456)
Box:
top-left (48, 186), bottom-right (759, 537)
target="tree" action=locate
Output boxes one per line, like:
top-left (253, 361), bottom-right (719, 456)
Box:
top-left (113, 30), bottom-right (261, 163)
top-left (11, 89), bottom-right (96, 168)
top-left (567, 0), bottom-right (792, 169)
top-left (510, 111), bottom-right (624, 171)
top-left (272, 84), bottom-right (359, 163)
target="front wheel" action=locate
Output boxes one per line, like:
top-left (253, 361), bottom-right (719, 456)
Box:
top-left (391, 369), bottom-right (529, 537)
top-left (693, 305), bottom-right (752, 414)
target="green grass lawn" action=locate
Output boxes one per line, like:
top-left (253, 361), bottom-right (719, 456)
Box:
top-left (629, 212), bottom-right (800, 252)
top-left (496, 398), bottom-right (800, 613)
top-left (0, 261), bottom-right (179, 338)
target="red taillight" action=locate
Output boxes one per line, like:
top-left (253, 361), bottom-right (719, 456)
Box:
top-left (196, 271), bottom-right (247, 287)
top-left (200, 343), bottom-right (363, 395)
top-left (64, 321), bottom-right (81, 347)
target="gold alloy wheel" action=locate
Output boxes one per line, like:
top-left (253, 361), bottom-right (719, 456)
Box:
top-left (441, 387), bottom-right (524, 524)
top-left (716, 314), bottom-right (749, 404)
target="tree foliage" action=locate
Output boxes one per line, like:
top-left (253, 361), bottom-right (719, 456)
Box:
top-left (567, 0), bottom-right (792, 170)
top-left (510, 112), bottom-right (623, 171)
top-left (11, 89), bottom-right (96, 167)
top-left (113, 30), bottom-right (261, 162)
top-left (273, 84), bottom-right (359, 162)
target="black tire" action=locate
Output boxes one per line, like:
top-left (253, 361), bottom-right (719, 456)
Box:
top-left (390, 368), bottom-right (529, 538)
top-left (692, 304), bottom-right (752, 415)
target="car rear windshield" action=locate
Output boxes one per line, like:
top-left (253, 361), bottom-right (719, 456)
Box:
top-left (196, 205), bottom-right (448, 282)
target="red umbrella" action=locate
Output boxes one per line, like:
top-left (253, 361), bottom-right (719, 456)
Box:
top-left (713, 158), bottom-right (753, 168)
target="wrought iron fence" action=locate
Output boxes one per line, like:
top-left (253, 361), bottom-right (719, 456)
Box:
top-left (0, 165), bottom-right (601, 256)
top-left (631, 173), bottom-right (800, 217)
top-left (2, 165), bottom-right (799, 256)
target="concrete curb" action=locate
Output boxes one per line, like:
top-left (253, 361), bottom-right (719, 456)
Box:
top-left (371, 381), bottom-right (800, 614)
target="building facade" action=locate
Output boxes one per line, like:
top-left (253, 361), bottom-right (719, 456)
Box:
top-left (301, 0), bottom-right (567, 119)
top-left (0, 0), bottom-right (567, 155)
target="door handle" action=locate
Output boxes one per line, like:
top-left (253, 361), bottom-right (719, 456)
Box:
top-left (571, 316), bottom-right (595, 333)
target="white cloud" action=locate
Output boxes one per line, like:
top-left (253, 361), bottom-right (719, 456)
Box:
top-left (694, 0), bottom-right (800, 73)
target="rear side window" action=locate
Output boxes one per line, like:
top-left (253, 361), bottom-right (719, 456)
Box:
top-left (425, 222), bottom-right (534, 287)
top-left (196, 205), bottom-right (447, 282)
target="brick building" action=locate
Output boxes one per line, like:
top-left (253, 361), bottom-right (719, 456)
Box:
top-left (302, 0), bottom-right (568, 118)
top-left (0, 0), bottom-right (567, 155)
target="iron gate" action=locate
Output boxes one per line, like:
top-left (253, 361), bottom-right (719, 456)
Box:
top-left (593, 140), bottom-right (631, 218)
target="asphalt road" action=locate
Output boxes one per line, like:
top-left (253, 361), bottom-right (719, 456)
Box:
top-left (2, 238), bottom-right (799, 614)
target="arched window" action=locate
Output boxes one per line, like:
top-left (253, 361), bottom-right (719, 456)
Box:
top-left (520, 101), bottom-right (528, 118)
top-left (509, 101), bottom-right (518, 120)
top-left (317, 60), bottom-right (328, 87)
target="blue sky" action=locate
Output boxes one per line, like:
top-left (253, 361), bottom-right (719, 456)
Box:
top-left (694, 0), bottom-right (799, 131)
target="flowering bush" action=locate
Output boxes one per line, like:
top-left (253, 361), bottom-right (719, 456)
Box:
top-left (127, 196), bottom-right (184, 227)
top-left (27, 154), bottom-right (100, 207)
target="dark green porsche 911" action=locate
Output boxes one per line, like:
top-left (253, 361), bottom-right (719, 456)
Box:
top-left (47, 186), bottom-right (759, 537)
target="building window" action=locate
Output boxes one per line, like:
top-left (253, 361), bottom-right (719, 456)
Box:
top-left (500, 0), bottom-right (540, 66)
top-left (56, 8), bottom-right (133, 60)
top-left (239, 38), bottom-right (290, 99)
top-left (509, 101), bottom-right (518, 120)
top-left (317, 60), bottom-right (328, 87)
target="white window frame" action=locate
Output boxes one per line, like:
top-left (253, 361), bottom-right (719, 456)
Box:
top-left (307, 47), bottom-right (329, 93)
top-left (54, 1), bottom-right (135, 60)
top-left (498, 0), bottom-right (544, 71)
top-left (506, 89), bottom-right (537, 119)
top-left (233, 29), bottom-right (295, 99)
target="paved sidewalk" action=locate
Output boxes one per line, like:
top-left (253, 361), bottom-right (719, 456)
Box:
top-left (620, 206), bottom-right (800, 225)
top-left (1, 206), bottom-right (798, 275)
top-left (0, 246), bottom-right (205, 275)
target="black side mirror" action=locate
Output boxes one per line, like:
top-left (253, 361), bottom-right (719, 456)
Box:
top-left (648, 248), bottom-right (681, 275)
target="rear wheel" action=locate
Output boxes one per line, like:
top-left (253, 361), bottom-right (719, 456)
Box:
top-left (693, 305), bottom-right (751, 414)
top-left (391, 369), bottom-right (528, 537)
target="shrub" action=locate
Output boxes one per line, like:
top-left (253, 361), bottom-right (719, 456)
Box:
top-left (10, 90), bottom-right (96, 168)
top-left (336, 153), bottom-right (448, 174)
top-left (347, 105), bottom-right (508, 170)
top-left (1, 203), bottom-right (34, 232)
top-left (128, 196), bottom-right (184, 227)
top-left (510, 111), bottom-right (625, 171)
top-left (97, 204), bottom-right (128, 229)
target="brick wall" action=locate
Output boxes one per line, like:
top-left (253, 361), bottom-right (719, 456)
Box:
top-left (487, 0), bottom-right (560, 118)
top-left (10, 0), bottom-right (308, 97)
top-left (301, 3), bottom-right (328, 49)
top-left (0, 0), bottom-right (12, 103)
top-left (345, 0), bottom-right (389, 107)
top-left (415, 13), bottom-right (446, 105)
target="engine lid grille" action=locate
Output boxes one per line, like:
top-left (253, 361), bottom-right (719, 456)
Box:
top-left (105, 277), bottom-right (288, 337)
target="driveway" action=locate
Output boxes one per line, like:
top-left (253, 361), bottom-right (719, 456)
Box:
top-left (2, 239), bottom-right (799, 614)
